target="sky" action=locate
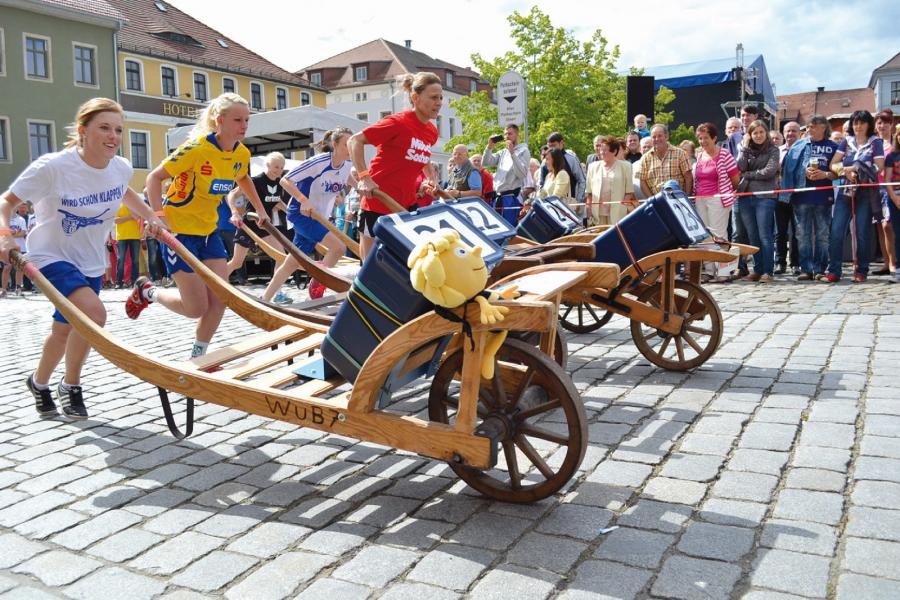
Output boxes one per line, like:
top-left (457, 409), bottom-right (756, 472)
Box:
top-left (169, 0), bottom-right (898, 96)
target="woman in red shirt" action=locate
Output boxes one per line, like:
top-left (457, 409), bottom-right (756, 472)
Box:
top-left (348, 72), bottom-right (442, 259)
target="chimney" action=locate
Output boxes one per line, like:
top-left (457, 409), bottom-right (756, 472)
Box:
top-left (817, 86), bottom-right (825, 92)
top-left (404, 40), bottom-right (412, 49)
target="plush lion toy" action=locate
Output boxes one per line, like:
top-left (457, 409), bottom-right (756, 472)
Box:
top-left (408, 229), bottom-right (517, 379)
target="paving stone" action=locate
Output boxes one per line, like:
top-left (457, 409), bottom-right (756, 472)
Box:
top-left (755, 407), bottom-right (803, 424)
top-left (377, 517), bottom-right (455, 550)
top-left (727, 449), bottom-right (789, 475)
top-left (836, 573), bottom-right (900, 600)
top-left (750, 548), bottom-right (830, 598)
top-left (854, 456), bottom-right (900, 483)
top-left (174, 463), bottom-right (249, 492)
top-left (407, 543), bottom-right (496, 590)
top-left (534, 503), bottom-right (614, 540)
top-left (617, 499), bottom-right (692, 534)
top-left (293, 578), bottom-right (373, 600)
top-left (224, 552), bottom-right (335, 600)
top-left (415, 494), bottom-right (486, 524)
top-left (677, 521), bottom-right (755, 561)
top-left (784, 467), bottom-right (846, 492)
top-left (64, 566), bottom-right (167, 600)
top-left (170, 550), bottom-right (258, 592)
top-left (565, 481), bottom-right (633, 510)
top-left (13, 550), bottom-right (101, 586)
top-left (344, 494), bottom-right (422, 528)
top-left (332, 545), bottom-right (419, 587)
top-left (677, 433), bottom-right (734, 455)
top-left (859, 435), bottom-right (900, 459)
top-left (129, 531), bottom-right (224, 575)
top-left (52, 509), bottom-right (142, 551)
top-left (558, 560), bottom-right (651, 600)
top-left (864, 414), bottom-right (900, 437)
top-left (799, 422), bottom-right (856, 449)
top-left (586, 460), bottom-right (652, 487)
top-left (280, 496), bottom-right (351, 528)
top-left (711, 471), bottom-right (778, 503)
top-left (845, 506), bottom-right (900, 542)
top-left (14, 508), bottom-right (88, 540)
top-left (842, 537), bottom-right (900, 579)
top-left (774, 512), bottom-right (845, 558)
top-left (658, 453), bottom-right (724, 482)
top-left (851, 480), bottom-right (900, 510)
top-left (739, 422), bottom-right (798, 451)
top-left (122, 488), bottom-right (193, 517)
top-left (449, 511), bottom-right (531, 550)
top-left (642, 477), bottom-right (707, 506)
top-left (251, 480), bottom-right (316, 507)
top-left (226, 521), bottom-right (311, 558)
top-left (468, 563), bottom-right (559, 600)
top-left (773, 489), bottom-right (844, 525)
top-left (377, 583), bottom-right (458, 600)
top-left (792, 446), bottom-right (851, 472)
top-left (298, 520), bottom-right (377, 556)
top-left (87, 528), bottom-right (164, 562)
top-left (0, 491), bottom-right (74, 527)
top-left (593, 526), bottom-right (673, 568)
top-left (651, 555), bottom-right (741, 600)
top-left (506, 531), bottom-right (586, 573)
top-left (143, 504), bottom-right (212, 535)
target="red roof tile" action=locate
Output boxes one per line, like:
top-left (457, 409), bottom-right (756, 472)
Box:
top-left (777, 87), bottom-right (875, 125)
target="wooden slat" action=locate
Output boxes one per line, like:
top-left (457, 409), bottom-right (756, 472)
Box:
top-left (216, 333), bottom-right (325, 380)
top-left (190, 326), bottom-right (309, 371)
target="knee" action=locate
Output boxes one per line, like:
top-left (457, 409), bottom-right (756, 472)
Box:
top-left (85, 304), bottom-right (107, 327)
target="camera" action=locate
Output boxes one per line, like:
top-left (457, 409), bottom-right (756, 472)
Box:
top-left (489, 134), bottom-right (504, 144)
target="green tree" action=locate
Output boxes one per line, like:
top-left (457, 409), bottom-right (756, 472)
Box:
top-left (446, 6), bottom-right (675, 159)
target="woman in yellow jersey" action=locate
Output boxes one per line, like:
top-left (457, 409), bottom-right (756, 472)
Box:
top-left (126, 93), bottom-right (269, 358)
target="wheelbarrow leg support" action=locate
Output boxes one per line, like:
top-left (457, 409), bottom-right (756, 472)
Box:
top-left (157, 387), bottom-right (195, 440)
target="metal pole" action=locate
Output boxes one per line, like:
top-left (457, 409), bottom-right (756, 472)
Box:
top-left (523, 78), bottom-right (528, 147)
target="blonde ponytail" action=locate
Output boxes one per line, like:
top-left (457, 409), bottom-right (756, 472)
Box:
top-left (190, 93), bottom-right (249, 140)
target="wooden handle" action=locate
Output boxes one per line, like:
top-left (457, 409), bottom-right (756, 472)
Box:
top-left (305, 210), bottom-right (361, 259)
top-left (371, 189), bottom-right (407, 214)
top-left (239, 213), bottom-right (288, 262)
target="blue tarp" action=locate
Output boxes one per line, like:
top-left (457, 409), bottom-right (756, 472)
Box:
top-left (639, 55), bottom-right (777, 112)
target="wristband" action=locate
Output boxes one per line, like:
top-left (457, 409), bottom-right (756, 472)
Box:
top-left (357, 169), bottom-right (370, 179)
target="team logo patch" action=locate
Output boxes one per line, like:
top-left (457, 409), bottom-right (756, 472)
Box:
top-left (200, 163), bottom-right (213, 176)
top-left (209, 179), bottom-right (234, 195)
top-left (58, 208), bottom-right (110, 235)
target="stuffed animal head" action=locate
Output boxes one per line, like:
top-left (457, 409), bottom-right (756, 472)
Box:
top-left (408, 229), bottom-right (488, 307)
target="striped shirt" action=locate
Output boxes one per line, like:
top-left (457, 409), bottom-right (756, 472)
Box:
top-left (639, 143), bottom-right (692, 195)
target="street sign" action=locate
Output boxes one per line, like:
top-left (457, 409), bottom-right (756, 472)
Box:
top-left (497, 71), bottom-right (526, 127)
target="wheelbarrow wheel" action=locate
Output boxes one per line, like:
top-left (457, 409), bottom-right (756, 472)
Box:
top-left (511, 327), bottom-right (568, 369)
top-left (428, 337), bottom-right (587, 503)
top-left (558, 300), bottom-right (612, 334)
top-left (630, 279), bottom-right (722, 371)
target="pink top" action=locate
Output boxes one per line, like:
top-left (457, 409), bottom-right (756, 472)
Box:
top-left (694, 155), bottom-right (719, 197)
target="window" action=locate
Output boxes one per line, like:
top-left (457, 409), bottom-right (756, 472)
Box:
top-left (309, 71), bottom-right (321, 85)
top-left (301, 92), bottom-right (310, 106)
top-left (28, 120), bottom-right (54, 160)
top-left (130, 131), bottom-right (149, 169)
top-left (193, 72), bottom-right (207, 102)
top-left (24, 34), bottom-right (51, 80)
top-left (250, 82), bottom-right (262, 110)
top-left (158, 66), bottom-right (176, 96)
top-left (470, 79), bottom-right (477, 94)
top-left (354, 92), bottom-right (367, 102)
top-left (449, 117), bottom-right (456, 138)
top-left (222, 77), bottom-right (235, 94)
top-left (0, 118), bottom-right (10, 162)
top-left (124, 59), bottom-right (142, 91)
top-left (446, 72), bottom-right (453, 88)
top-left (0, 28), bottom-right (6, 77)
top-left (73, 43), bottom-right (97, 86)
top-left (216, 39), bottom-right (229, 48)
top-left (276, 87), bottom-right (287, 110)
top-left (356, 112), bottom-right (369, 122)
top-left (892, 80), bottom-right (900, 106)
top-left (436, 115), bottom-right (442, 137)
top-left (380, 110), bottom-right (391, 119)
top-left (354, 65), bottom-right (367, 81)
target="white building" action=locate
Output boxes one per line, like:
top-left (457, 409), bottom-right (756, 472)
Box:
top-left (869, 51), bottom-right (900, 113)
top-left (297, 38), bottom-right (494, 178)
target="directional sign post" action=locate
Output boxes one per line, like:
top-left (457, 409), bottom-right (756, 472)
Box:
top-left (497, 70), bottom-right (528, 144)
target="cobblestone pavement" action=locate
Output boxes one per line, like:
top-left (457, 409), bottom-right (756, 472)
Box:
top-left (0, 273), bottom-right (899, 599)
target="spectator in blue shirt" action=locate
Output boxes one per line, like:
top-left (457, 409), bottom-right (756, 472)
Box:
top-left (436, 145), bottom-right (483, 200)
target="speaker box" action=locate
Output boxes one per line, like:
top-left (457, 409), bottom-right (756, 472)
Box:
top-left (626, 76), bottom-right (655, 129)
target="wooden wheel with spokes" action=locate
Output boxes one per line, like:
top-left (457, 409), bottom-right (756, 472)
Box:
top-left (511, 328), bottom-right (568, 369)
top-left (428, 338), bottom-right (587, 503)
top-left (630, 279), bottom-right (722, 371)
top-left (558, 300), bottom-right (612, 334)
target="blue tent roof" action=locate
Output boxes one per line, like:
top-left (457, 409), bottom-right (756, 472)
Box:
top-left (641, 55), bottom-right (776, 111)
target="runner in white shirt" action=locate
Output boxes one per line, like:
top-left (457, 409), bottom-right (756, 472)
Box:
top-left (0, 98), bottom-right (165, 420)
top-left (0, 204), bottom-right (28, 297)
top-left (261, 127), bottom-right (352, 301)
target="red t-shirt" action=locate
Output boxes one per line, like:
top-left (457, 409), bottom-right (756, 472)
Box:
top-left (479, 169), bottom-right (494, 202)
top-left (361, 111), bottom-right (439, 214)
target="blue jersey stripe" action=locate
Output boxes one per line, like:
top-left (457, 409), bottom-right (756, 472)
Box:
top-left (285, 153), bottom-right (331, 180)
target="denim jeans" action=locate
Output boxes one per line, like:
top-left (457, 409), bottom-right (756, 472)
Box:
top-left (793, 203), bottom-right (831, 275)
top-left (115, 238), bottom-right (140, 285)
top-left (829, 192), bottom-right (872, 277)
top-left (774, 201), bottom-right (798, 268)
top-left (889, 194), bottom-right (900, 264)
top-left (738, 196), bottom-right (776, 275)
top-left (731, 200), bottom-right (750, 274)
top-left (145, 238), bottom-right (163, 281)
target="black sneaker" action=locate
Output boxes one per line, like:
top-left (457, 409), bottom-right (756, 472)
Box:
top-left (57, 382), bottom-right (88, 420)
top-left (26, 375), bottom-right (58, 418)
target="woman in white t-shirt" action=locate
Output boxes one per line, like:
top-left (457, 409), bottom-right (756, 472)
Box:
top-left (0, 98), bottom-right (165, 420)
top-left (261, 127), bottom-right (352, 302)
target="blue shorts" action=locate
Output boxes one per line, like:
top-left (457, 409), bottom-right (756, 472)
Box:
top-left (290, 214), bottom-right (328, 255)
top-left (40, 261), bottom-right (102, 324)
top-left (163, 232), bottom-right (228, 275)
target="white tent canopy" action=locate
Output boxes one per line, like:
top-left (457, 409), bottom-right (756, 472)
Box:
top-left (165, 105), bottom-right (367, 155)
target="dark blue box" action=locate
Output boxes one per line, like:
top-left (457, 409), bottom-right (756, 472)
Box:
top-left (444, 197), bottom-right (517, 247)
top-left (517, 196), bottom-right (580, 243)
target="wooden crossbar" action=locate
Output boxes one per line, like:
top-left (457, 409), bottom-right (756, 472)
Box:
top-left (190, 326), bottom-right (310, 371)
top-left (215, 333), bottom-right (325, 380)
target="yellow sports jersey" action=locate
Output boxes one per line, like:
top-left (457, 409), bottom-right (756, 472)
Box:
top-left (162, 133), bottom-right (250, 235)
top-left (114, 203), bottom-right (141, 240)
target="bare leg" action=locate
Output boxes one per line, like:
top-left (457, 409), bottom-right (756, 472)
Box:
top-left (226, 244), bottom-right (249, 276)
top-left (883, 221), bottom-right (896, 271)
top-left (34, 286), bottom-right (106, 386)
top-left (360, 233), bottom-right (375, 261)
top-left (262, 255), bottom-right (299, 302)
top-left (151, 270), bottom-right (211, 319)
top-left (195, 258), bottom-right (228, 344)
top-left (321, 232), bottom-right (347, 268)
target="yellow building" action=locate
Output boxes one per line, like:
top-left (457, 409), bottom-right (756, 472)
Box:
top-left (106, 0), bottom-right (326, 190)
